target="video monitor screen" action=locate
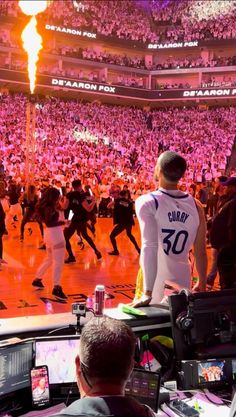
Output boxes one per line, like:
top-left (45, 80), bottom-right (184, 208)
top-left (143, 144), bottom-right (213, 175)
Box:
top-left (198, 360), bottom-right (227, 384)
top-left (125, 369), bottom-right (160, 412)
top-left (35, 336), bottom-right (80, 384)
top-left (0, 340), bottom-right (33, 396)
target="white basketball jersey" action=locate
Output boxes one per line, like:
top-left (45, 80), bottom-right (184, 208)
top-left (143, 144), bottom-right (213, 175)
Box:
top-left (151, 188), bottom-right (199, 301)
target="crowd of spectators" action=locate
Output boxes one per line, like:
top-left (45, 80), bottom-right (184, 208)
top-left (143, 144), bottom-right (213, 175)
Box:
top-left (63, 46), bottom-right (147, 70)
top-left (0, 55), bottom-right (146, 89)
top-left (60, 45), bottom-right (236, 71)
top-left (152, 55), bottom-right (236, 70)
top-left (0, 0), bottom-right (17, 17)
top-left (0, 2), bottom-right (235, 86)
top-left (0, 29), bottom-right (235, 74)
top-left (0, 29), bottom-right (12, 47)
top-left (1, 0), bottom-right (236, 44)
top-left (2, 51), bottom-right (235, 91)
top-left (42, 0), bottom-right (158, 43)
top-left (0, 93), bottom-right (235, 199)
top-left (155, 74), bottom-right (235, 89)
top-left (202, 76), bottom-right (236, 88)
top-left (150, 0), bottom-right (188, 24)
top-left (156, 82), bottom-right (192, 90)
top-left (150, 0), bottom-right (236, 43)
top-left (1, 44), bottom-right (235, 91)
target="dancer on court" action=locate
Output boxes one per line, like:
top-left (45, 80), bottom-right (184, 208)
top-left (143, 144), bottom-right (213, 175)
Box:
top-left (32, 187), bottom-right (67, 300)
top-left (108, 190), bottom-right (140, 256)
top-left (20, 184), bottom-right (44, 246)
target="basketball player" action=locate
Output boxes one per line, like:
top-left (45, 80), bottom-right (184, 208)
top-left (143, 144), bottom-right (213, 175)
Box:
top-left (132, 151), bottom-right (207, 306)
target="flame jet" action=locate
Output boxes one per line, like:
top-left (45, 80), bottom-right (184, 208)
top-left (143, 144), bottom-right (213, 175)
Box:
top-left (19, 1), bottom-right (48, 93)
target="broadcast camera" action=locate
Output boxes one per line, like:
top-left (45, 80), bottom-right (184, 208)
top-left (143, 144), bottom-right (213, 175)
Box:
top-left (71, 303), bottom-right (87, 334)
top-left (72, 302), bottom-right (86, 317)
top-left (169, 289), bottom-right (236, 390)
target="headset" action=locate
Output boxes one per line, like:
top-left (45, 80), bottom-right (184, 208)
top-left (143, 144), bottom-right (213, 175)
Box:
top-left (176, 289), bottom-right (194, 332)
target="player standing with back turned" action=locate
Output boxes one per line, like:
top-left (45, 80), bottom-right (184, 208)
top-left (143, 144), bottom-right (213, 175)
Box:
top-left (132, 151), bottom-right (207, 306)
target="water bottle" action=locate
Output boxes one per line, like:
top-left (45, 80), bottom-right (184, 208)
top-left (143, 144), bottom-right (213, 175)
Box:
top-left (94, 284), bottom-right (105, 316)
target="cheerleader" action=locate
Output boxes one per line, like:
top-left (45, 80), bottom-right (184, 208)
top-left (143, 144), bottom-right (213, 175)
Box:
top-left (32, 187), bottom-right (66, 300)
top-left (20, 184), bottom-right (44, 243)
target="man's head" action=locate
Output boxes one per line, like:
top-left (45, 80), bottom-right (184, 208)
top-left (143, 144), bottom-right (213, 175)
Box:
top-left (72, 179), bottom-right (82, 191)
top-left (221, 177), bottom-right (236, 196)
top-left (120, 190), bottom-right (129, 199)
top-left (75, 316), bottom-right (136, 396)
top-left (154, 151), bottom-right (187, 186)
top-left (217, 176), bottom-right (228, 185)
top-left (38, 378), bottom-right (46, 389)
top-left (215, 176), bottom-right (228, 195)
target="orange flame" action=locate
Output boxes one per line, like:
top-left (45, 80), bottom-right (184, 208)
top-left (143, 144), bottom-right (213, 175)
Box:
top-left (19, 1), bottom-right (48, 16)
top-left (19, 1), bottom-right (48, 94)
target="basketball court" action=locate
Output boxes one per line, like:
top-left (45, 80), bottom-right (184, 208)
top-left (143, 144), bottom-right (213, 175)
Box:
top-left (0, 218), bottom-right (140, 319)
top-left (0, 216), bottom-right (217, 323)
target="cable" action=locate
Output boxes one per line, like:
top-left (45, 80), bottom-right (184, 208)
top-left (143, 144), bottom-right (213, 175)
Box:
top-left (86, 307), bottom-right (95, 315)
top-left (219, 399), bottom-right (231, 405)
top-left (160, 403), bottom-right (174, 417)
top-left (47, 326), bottom-right (71, 335)
top-left (47, 307), bottom-right (94, 336)
top-left (144, 339), bottom-right (151, 371)
top-left (202, 389), bottom-right (231, 408)
top-left (161, 384), bottom-right (231, 409)
top-left (0, 399), bottom-right (22, 414)
top-left (65, 375), bottom-right (77, 407)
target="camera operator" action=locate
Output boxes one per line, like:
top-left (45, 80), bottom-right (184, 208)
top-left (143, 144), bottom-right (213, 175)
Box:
top-left (50, 316), bottom-right (155, 417)
top-left (64, 180), bottom-right (102, 263)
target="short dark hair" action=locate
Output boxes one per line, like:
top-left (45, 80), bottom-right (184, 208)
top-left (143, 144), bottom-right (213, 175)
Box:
top-left (158, 151), bottom-right (187, 182)
top-left (80, 317), bottom-right (136, 383)
top-left (72, 179), bottom-right (82, 189)
top-left (36, 187), bottom-right (60, 222)
top-left (218, 176), bottom-right (228, 183)
top-left (120, 190), bottom-right (128, 197)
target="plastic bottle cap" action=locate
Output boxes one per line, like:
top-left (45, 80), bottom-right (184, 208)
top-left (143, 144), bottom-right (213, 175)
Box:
top-left (96, 285), bottom-right (105, 291)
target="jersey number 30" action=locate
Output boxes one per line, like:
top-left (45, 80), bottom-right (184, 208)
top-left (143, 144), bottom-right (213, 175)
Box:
top-left (162, 228), bottom-right (189, 255)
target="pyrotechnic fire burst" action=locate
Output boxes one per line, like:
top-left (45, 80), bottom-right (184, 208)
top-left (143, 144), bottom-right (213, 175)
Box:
top-left (19, 1), bottom-right (48, 94)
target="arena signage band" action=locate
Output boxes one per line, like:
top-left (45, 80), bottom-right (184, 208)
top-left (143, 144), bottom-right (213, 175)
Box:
top-left (50, 77), bottom-right (236, 99)
top-left (45, 23), bottom-right (198, 49)
top-left (0, 69), bottom-right (236, 102)
top-left (147, 41), bottom-right (199, 49)
top-left (43, 22), bottom-right (236, 51)
top-left (51, 78), bottom-right (116, 93)
top-left (45, 24), bottom-right (97, 39)
top-left (182, 88), bottom-right (236, 97)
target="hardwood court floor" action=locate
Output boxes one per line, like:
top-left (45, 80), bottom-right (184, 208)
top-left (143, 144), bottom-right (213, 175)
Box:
top-left (0, 218), bottom-right (141, 319)
top-left (0, 218), bottom-right (218, 319)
